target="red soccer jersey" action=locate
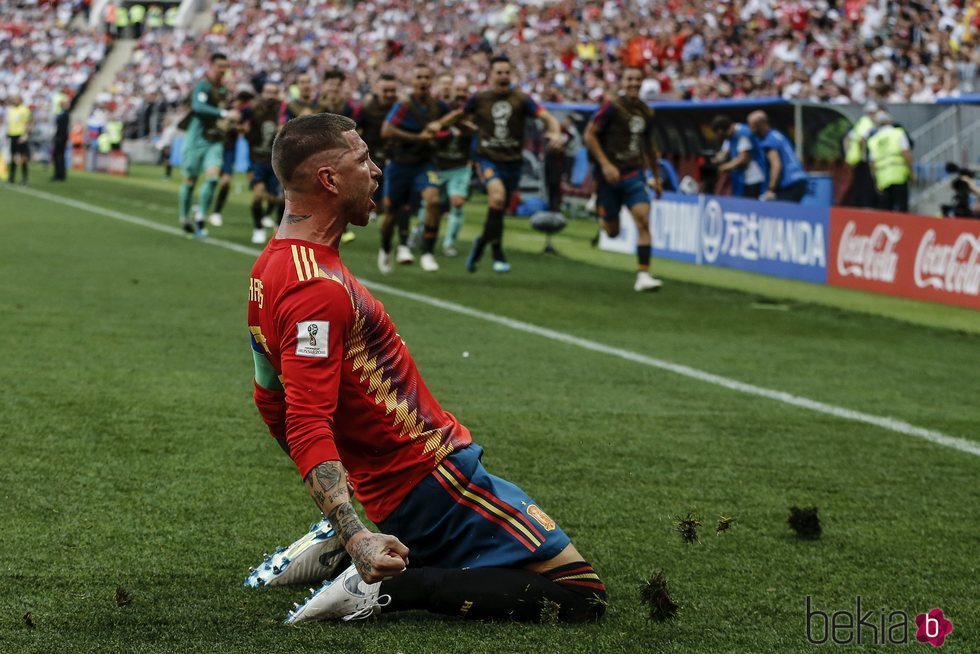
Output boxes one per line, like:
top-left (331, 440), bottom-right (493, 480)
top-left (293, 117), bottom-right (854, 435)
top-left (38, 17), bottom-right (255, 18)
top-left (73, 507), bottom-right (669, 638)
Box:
top-left (247, 238), bottom-right (472, 522)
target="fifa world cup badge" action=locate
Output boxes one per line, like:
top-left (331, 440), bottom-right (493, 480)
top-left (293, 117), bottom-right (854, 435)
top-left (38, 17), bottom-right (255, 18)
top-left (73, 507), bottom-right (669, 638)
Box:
top-left (296, 321), bottom-right (329, 358)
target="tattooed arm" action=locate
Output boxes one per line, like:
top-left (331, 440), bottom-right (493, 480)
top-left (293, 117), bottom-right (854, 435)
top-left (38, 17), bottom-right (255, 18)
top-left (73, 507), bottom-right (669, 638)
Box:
top-left (304, 461), bottom-right (409, 583)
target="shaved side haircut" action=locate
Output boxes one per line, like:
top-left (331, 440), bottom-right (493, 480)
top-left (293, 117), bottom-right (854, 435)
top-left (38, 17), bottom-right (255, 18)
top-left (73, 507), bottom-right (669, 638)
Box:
top-left (272, 113), bottom-right (357, 185)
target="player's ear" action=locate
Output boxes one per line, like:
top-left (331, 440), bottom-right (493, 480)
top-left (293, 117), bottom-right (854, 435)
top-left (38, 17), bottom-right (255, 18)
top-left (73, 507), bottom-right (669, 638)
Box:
top-left (315, 165), bottom-right (340, 194)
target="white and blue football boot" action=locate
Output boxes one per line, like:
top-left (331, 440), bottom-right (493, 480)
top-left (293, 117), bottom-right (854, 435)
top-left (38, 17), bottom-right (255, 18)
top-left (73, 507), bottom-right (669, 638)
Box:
top-left (285, 564), bottom-right (391, 624)
top-left (244, 518), bottom-right (350, 588)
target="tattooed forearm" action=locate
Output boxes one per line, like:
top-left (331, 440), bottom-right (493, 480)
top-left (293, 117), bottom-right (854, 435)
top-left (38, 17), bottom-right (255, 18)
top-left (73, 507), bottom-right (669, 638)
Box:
top-left (348, 532), bottom-right (378, 576)
top-left (304, 461), bottom-right (367, 546)
top-left (284, 213), bottom-right (312, 223)
top-left (327, 502), bottom-right (367, 546)
top-left (305, 461), bottom-right (342, 509)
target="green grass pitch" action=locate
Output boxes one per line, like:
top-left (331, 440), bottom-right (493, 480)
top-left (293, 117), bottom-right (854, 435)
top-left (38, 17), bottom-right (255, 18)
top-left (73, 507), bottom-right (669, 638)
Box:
top-left (1, 166), bottom-right (978, 653)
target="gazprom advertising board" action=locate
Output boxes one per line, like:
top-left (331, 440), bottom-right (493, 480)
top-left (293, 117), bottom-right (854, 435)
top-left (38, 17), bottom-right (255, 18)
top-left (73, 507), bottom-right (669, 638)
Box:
top-left (599, 192), bottom-right (829, 283)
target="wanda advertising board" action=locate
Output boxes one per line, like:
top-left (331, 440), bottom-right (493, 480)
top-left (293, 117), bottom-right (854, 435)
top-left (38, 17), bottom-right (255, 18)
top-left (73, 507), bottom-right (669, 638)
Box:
top-left (829, 209), bottom-right (980, 309)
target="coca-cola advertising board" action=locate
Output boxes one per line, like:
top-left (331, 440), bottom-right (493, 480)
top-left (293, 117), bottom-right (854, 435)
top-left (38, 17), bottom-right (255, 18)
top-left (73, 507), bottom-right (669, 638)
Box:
top-left (829, 208), bottom-right (980, 309)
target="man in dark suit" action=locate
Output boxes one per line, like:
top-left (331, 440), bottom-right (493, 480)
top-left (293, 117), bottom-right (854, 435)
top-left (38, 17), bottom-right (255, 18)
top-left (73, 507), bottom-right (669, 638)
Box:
top-left (52, 99), bottom-right (70, 181)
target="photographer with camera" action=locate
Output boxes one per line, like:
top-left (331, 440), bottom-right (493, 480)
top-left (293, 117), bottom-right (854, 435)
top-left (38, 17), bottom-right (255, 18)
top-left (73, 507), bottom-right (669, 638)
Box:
top-left (943, 163), bottom-right (980, 219)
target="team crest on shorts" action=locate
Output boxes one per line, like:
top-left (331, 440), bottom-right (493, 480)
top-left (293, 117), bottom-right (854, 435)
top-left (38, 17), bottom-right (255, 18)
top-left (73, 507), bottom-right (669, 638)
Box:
top-left (527, 505), bottom-right (555, 531)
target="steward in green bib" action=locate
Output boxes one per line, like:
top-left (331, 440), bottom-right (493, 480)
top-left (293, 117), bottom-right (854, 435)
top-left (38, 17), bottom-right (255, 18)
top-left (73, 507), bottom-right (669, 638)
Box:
top-left (843, 102), bottom-right (879, 208)
top-left (105, 118), bottom-right (124, 150)
top-left (129, 4), bottom-right (146, 38)
top-left (146, 4), bottom-right (163, 31)
top-left (114, 4), bottom-right (129, 38)
top-left (867, 111), bottom-right (913, 213)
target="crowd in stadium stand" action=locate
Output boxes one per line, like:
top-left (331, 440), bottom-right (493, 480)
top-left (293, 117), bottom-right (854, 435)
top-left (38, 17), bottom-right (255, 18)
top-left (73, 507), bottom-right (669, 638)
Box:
top-left (1, 0), bottom-right (107, 136)
top-left (97, 0), bottom-right (979, 134)
top-left (3, 0), bottom-right (979, 142)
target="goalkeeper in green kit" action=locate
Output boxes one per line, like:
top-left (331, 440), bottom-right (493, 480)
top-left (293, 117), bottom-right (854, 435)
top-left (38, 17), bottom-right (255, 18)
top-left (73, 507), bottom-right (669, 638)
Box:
top-left (178, 52), bottom-right (239, 238)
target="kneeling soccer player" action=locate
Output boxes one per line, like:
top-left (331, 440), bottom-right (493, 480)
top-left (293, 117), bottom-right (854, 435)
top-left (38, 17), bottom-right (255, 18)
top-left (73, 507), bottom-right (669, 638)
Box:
top-left (244, 113), bottom-right (605, 624)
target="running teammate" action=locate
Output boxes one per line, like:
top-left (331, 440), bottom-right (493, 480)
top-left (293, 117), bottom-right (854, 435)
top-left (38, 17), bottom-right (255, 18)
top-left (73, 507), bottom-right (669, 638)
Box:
top-left (433, 78), bottom-right (475, 256)
top-left (315, 69), bottom-right (360, 120)
top-left (241, 82), bottom-right (285, 244)
top-left (245, 113), bottom-right (605, 624)
top-left (406, 71), bottom-right (458, 249)
top-left (583, 66), bottom-right (664, 292)
top-left (356, 73), bottom-right (398, 221)
top-left (433, 56), bottom-right (563, 273)
top-left (378, 63), bottom-right (449, 273)
top-left (315, 69), bottom-right (360, 245)
top-left (208, 88), bottom-right (253, 228)
top-left (282, 72), bottom-right (317, 122)
top-left (177, 53), bottom-right (239, 238)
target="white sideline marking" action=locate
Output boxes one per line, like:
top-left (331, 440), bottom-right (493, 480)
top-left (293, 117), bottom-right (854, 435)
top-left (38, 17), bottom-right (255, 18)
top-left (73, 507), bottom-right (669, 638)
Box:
top-left (8, 185), bottom-right (980, 458)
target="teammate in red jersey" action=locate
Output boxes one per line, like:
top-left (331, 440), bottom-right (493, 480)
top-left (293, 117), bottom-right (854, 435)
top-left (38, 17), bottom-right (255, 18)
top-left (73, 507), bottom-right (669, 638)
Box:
top-left (245, 113), bottom-right (605, 624)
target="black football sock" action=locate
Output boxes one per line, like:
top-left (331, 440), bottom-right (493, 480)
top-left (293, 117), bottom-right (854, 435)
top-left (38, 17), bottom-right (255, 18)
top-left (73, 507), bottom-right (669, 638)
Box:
top-left (213, 183), bottom-right (230, 214)
top-left (421, 226), bottom-right (438, 255)
top-left (8, 163), bottom-right (15, 183)
top-left (21, 163), bottom-right (28, 183)
top-left (397, 205), bottom-right (412, 245)
top-left (380, 214), bottom-right (396, 253)
top-left (636, 244), bottom-right (651, 270)
top-left (483, 207), bottom-right (506, 260)
top-left (251, 200), bottom-right (264, 229)
top-left (381, 563), bottom-right (606, 623)
top-left (489, 213), bottom-right (506, 260)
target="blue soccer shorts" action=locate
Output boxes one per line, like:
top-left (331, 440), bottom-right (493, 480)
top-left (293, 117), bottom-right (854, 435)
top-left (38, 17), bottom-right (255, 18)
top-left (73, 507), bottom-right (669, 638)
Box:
top-left (474, 157), bottom-right (522, 198)
top-left (384, 160), bottom-right (440, 209)
top-left (249, 160), bottom-right (281, 197)
top-left (377, 444), bottom-right (570, 569)
top-left (596, 169), bottom-right (651, 224)
top-left (220, 145), bottom-right (236, 175)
